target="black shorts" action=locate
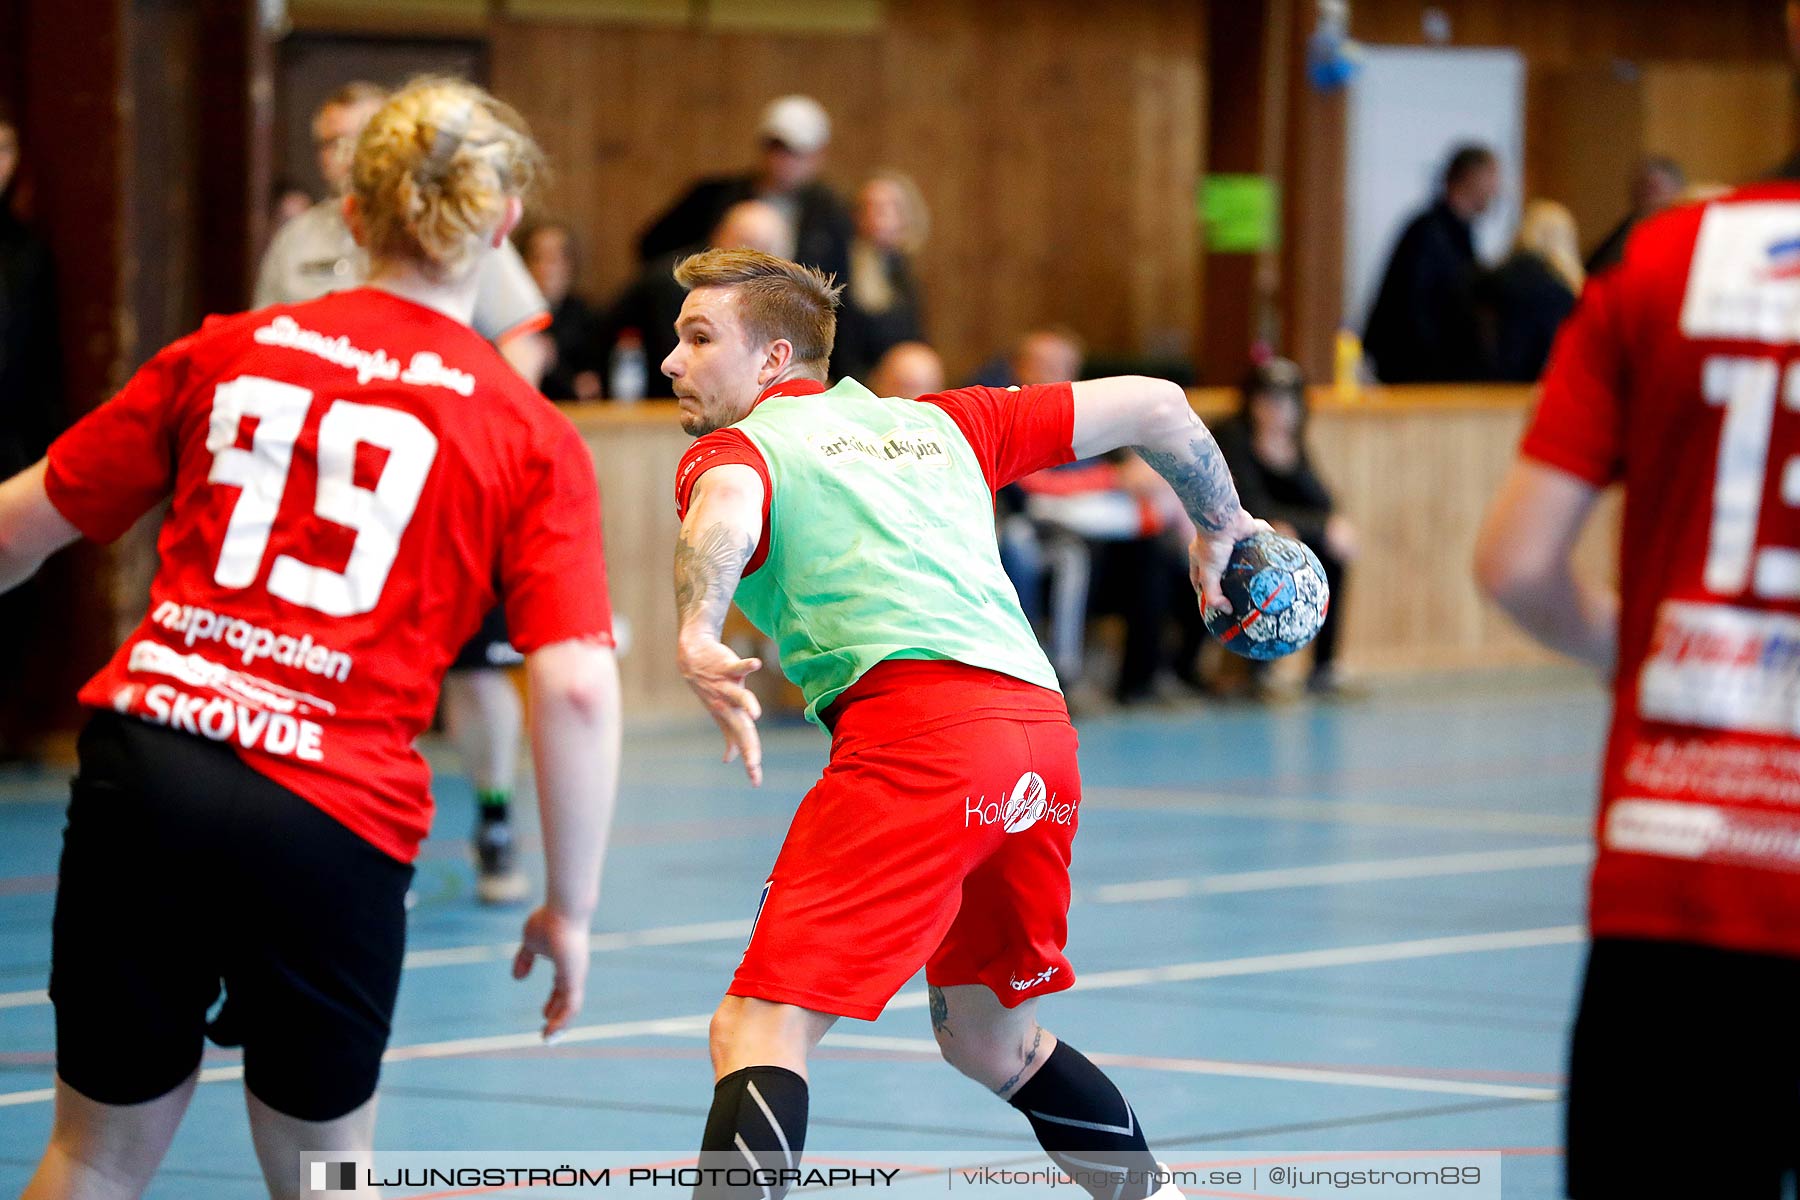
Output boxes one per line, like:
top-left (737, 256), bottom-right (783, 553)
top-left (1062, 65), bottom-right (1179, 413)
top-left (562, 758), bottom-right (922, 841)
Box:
top-left (1566, 936), bottom-right (1800, 1198)
top-left (451, 605), bottom-right (522, 671)
top-left (50, 712), bottom-right (413, 1121)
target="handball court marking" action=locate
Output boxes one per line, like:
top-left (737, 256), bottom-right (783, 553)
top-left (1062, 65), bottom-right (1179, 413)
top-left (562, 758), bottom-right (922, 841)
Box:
top-left (0, 924), bottom-right (1581, 1109)
top-left (0, 843), bottom-right (1592, 1012)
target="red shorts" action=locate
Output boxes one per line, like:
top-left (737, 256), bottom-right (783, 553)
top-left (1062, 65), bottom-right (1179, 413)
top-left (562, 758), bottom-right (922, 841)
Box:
top-left (731, 664), bottom-right (1080, 1020)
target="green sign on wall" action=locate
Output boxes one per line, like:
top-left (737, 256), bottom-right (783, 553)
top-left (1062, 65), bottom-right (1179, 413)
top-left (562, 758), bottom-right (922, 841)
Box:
top-left (1200, 174), bottom-right (1278, 253)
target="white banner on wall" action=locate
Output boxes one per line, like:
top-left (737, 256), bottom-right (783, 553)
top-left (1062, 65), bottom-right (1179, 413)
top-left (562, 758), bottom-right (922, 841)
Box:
top-left (1344, 45), bottom-right (1526, 333)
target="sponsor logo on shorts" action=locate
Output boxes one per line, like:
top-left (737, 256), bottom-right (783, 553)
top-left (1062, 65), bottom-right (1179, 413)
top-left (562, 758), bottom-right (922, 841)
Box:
top-left (964, 771), bottom-right (1077, 833)
top-left (152, 601), bottom-right (353, 683)
top-left (1009, 966), bottom-right (1059, 992)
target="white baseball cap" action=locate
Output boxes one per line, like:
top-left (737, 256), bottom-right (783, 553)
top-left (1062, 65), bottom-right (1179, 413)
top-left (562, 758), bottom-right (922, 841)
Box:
top-left (758, 95), bottom-right (831, 155)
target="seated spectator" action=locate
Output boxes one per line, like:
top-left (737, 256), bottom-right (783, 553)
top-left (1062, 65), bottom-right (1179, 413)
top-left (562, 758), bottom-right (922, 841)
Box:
top-left (1586, 155), bottom-right (1684, 275)
top-left (1364, 143), bottom-right (1498, 384)
top-left (519, 221), bottom-right (606, 401)
top-left (835, 172), bottom-right (929, 380)
top-left (869, 341), bottom-right (945, 399)
top-left (636, 95), bottom-right (853, 283)
top-left (1475, 199), bottom-right (1581, 382)
top-left (1213, 357), bottom-right (1355, 695)
top-left (602, 200), bottom-right (791, 399)
top-left (996, 329), bottom-right (1181, 705)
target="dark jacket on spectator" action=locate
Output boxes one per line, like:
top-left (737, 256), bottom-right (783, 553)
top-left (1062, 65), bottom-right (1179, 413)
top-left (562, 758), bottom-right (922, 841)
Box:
top-left (1474, 251), bottom-right (1577, 383)
top-left (0, 206), bottom-right (60, 475)
top-left (597, 251), bottom-right (689, 400)
top-left (1212, 413), bottom-right (1334, 548)
top-left (1363, 199), bottom-right (1485, 384)
top-left (834, 247), bottom-right (925, 381)
top-left (540, 294), bottom-right (605, 402)
top-left (636, 175), bottom-right (854, 285)
top-left (1584, 213), bottom-right (1637, 276)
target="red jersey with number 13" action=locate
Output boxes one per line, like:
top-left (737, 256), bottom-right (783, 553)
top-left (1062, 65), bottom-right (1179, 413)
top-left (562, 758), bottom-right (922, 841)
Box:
top-left (1524, 182), bottom-right (1800, 957)
top-left (44, 288), bottom-right (613, 863)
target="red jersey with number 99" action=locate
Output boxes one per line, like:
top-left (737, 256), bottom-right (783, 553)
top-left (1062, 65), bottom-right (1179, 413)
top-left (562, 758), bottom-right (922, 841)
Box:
top-left (45, 287), bottom-right (613, 863)
top-left (1524, 182), bottom-right (1800, 957)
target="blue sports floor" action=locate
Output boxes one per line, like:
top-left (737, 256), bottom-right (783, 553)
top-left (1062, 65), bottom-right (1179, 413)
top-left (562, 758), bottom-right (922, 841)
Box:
top-left (0, 672), bottom-right (1604, 1198)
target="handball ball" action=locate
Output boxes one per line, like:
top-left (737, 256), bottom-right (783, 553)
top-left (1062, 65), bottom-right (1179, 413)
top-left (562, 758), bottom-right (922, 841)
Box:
top-left (1202, 532), bottom-right (1331, 660)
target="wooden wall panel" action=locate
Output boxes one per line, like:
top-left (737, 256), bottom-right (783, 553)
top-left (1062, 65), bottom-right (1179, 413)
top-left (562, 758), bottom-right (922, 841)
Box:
top-left (1641, 64), bottom-right (1799, 187)
top-left (1346, 0), bottom-right (1786, 66)
top-left (490, 0), bottom-right (1203, 381)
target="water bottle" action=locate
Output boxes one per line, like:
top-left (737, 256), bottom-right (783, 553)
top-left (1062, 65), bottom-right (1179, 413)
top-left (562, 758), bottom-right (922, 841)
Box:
top-left (609, 329), bottom-right (648, 403)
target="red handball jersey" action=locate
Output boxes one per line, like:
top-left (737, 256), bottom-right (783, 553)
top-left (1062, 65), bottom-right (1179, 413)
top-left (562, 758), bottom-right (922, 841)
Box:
top-left (1524, 182), bottom-right (1800, 957)
top-left (46, 288), bottom-right (613, 862)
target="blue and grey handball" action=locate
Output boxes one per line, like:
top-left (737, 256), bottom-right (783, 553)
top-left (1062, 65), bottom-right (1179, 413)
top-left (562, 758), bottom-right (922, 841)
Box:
top-left (1202, 532), bottom-right (1331, 660)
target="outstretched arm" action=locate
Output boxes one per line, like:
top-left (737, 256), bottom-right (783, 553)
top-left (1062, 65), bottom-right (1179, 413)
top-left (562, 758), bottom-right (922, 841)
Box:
top-left (675, 463), bottom-right (767, 786)
top-left (0, 462), bottom-right (81, 594)
top-left (512, 637), bottom-right (622, 1039)
top-left (1070, 377), bottom-right (1262, 611)
top-left (1475, 459), bottom-right (1617, 672)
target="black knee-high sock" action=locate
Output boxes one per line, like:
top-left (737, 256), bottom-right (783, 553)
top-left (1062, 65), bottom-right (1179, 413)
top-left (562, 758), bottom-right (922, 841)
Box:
top-left (693, 1065), bottom-right (809, 1199)
top-left (1006, 1041), bottom-right (1163, 1200)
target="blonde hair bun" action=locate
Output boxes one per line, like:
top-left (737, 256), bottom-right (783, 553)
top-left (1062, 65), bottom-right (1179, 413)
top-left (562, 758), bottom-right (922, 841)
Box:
top-left (351, 76), bottom-right (543, 280)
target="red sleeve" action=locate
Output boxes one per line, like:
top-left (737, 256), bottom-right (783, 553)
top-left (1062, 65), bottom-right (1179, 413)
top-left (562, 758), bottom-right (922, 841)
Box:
top-left (43, 337), bottom-right (194, 544)
top-left (1519, 264), bottom-right (1629, 487)
top-left (498, 418), bottom-right (615, 651)
top-left (918, 383), bottom-right (1077, 494)
top-left (674, 429), bottom-right (774, 576)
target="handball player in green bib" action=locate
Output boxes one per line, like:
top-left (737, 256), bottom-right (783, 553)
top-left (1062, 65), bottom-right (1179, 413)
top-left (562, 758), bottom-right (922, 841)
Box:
top-left (667, 248), bottom-right (1263, 1200)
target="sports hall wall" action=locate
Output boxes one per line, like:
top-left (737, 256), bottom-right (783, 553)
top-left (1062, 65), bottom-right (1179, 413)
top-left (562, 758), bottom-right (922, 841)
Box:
top-left (0, 0), bottom-right (1790, 745)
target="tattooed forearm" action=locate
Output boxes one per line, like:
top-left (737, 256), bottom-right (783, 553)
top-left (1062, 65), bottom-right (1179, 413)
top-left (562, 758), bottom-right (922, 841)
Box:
top-left (1136, 411), bottom-right (1245, 534)
top-left (929, 985), bottom-right (953, 1039)
top-left (675, 522), bottom-right (754, 640)
top-left (995, 1025), bottom-right (1044, 1098)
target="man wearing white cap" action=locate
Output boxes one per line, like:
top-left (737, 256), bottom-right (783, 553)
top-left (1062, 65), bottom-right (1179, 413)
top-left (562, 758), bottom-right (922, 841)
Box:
top-left (637, 94), bottom-right (853, 284)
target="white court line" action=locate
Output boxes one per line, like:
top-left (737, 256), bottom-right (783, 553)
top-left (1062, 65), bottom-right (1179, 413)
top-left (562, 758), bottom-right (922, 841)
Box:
top-left (1093, 790), bottom-right (1592, 836)
top-left (0, 846), bottom-right (1593, 1014)
top-left (809, 1033), bottom-right (1557, 1103)
top-left (1090, 844), bottom-right (1595, 903)
top-left (0, 926), bottom-right (1578, 1108)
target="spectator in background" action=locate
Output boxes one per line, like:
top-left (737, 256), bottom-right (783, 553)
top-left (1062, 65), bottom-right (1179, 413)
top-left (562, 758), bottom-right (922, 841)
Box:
top-left (835, 172), bottom-right (929, 380)
top-left (1214, 358), bottom-right (1354, 695)
top-left (869, 341), bottom-right (945, 399)
top-left (999, 328), bottom-right (1180, 705)
top-left (601, 200), bottom-right (790, 400)
top-left (0, 104), bottom-right (63, 760)
top-left (1476, 199), bottom-right (1582, 382)
top-left (1585, 155), bottom-right (1684, 275)
top-left (636, 95), bottom-right (853, 285)
top-left (1364, 143), bottom-right (1499, 384)
top-left (520, 221), bottom-right (605, 401)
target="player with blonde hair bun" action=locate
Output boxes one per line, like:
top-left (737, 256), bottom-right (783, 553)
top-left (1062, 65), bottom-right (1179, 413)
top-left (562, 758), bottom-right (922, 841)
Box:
top-left (0, 77), bottom-right (621, 1199)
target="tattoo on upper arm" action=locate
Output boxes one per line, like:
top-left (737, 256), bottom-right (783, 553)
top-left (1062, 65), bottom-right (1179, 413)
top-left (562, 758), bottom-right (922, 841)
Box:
top-left (1137, 412), bottom-right (1244, 533)
top-left (675, 521), bottom-right (754, 637)
top-left (995, 1025), bottom-right (1044, 1098)
top-left (929, 985), bottom-right (953, 1039)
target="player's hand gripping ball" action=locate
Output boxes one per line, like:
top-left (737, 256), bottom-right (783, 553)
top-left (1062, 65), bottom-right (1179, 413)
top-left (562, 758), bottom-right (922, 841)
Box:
top-left (1202, 532), bottom-right (1331, 660)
